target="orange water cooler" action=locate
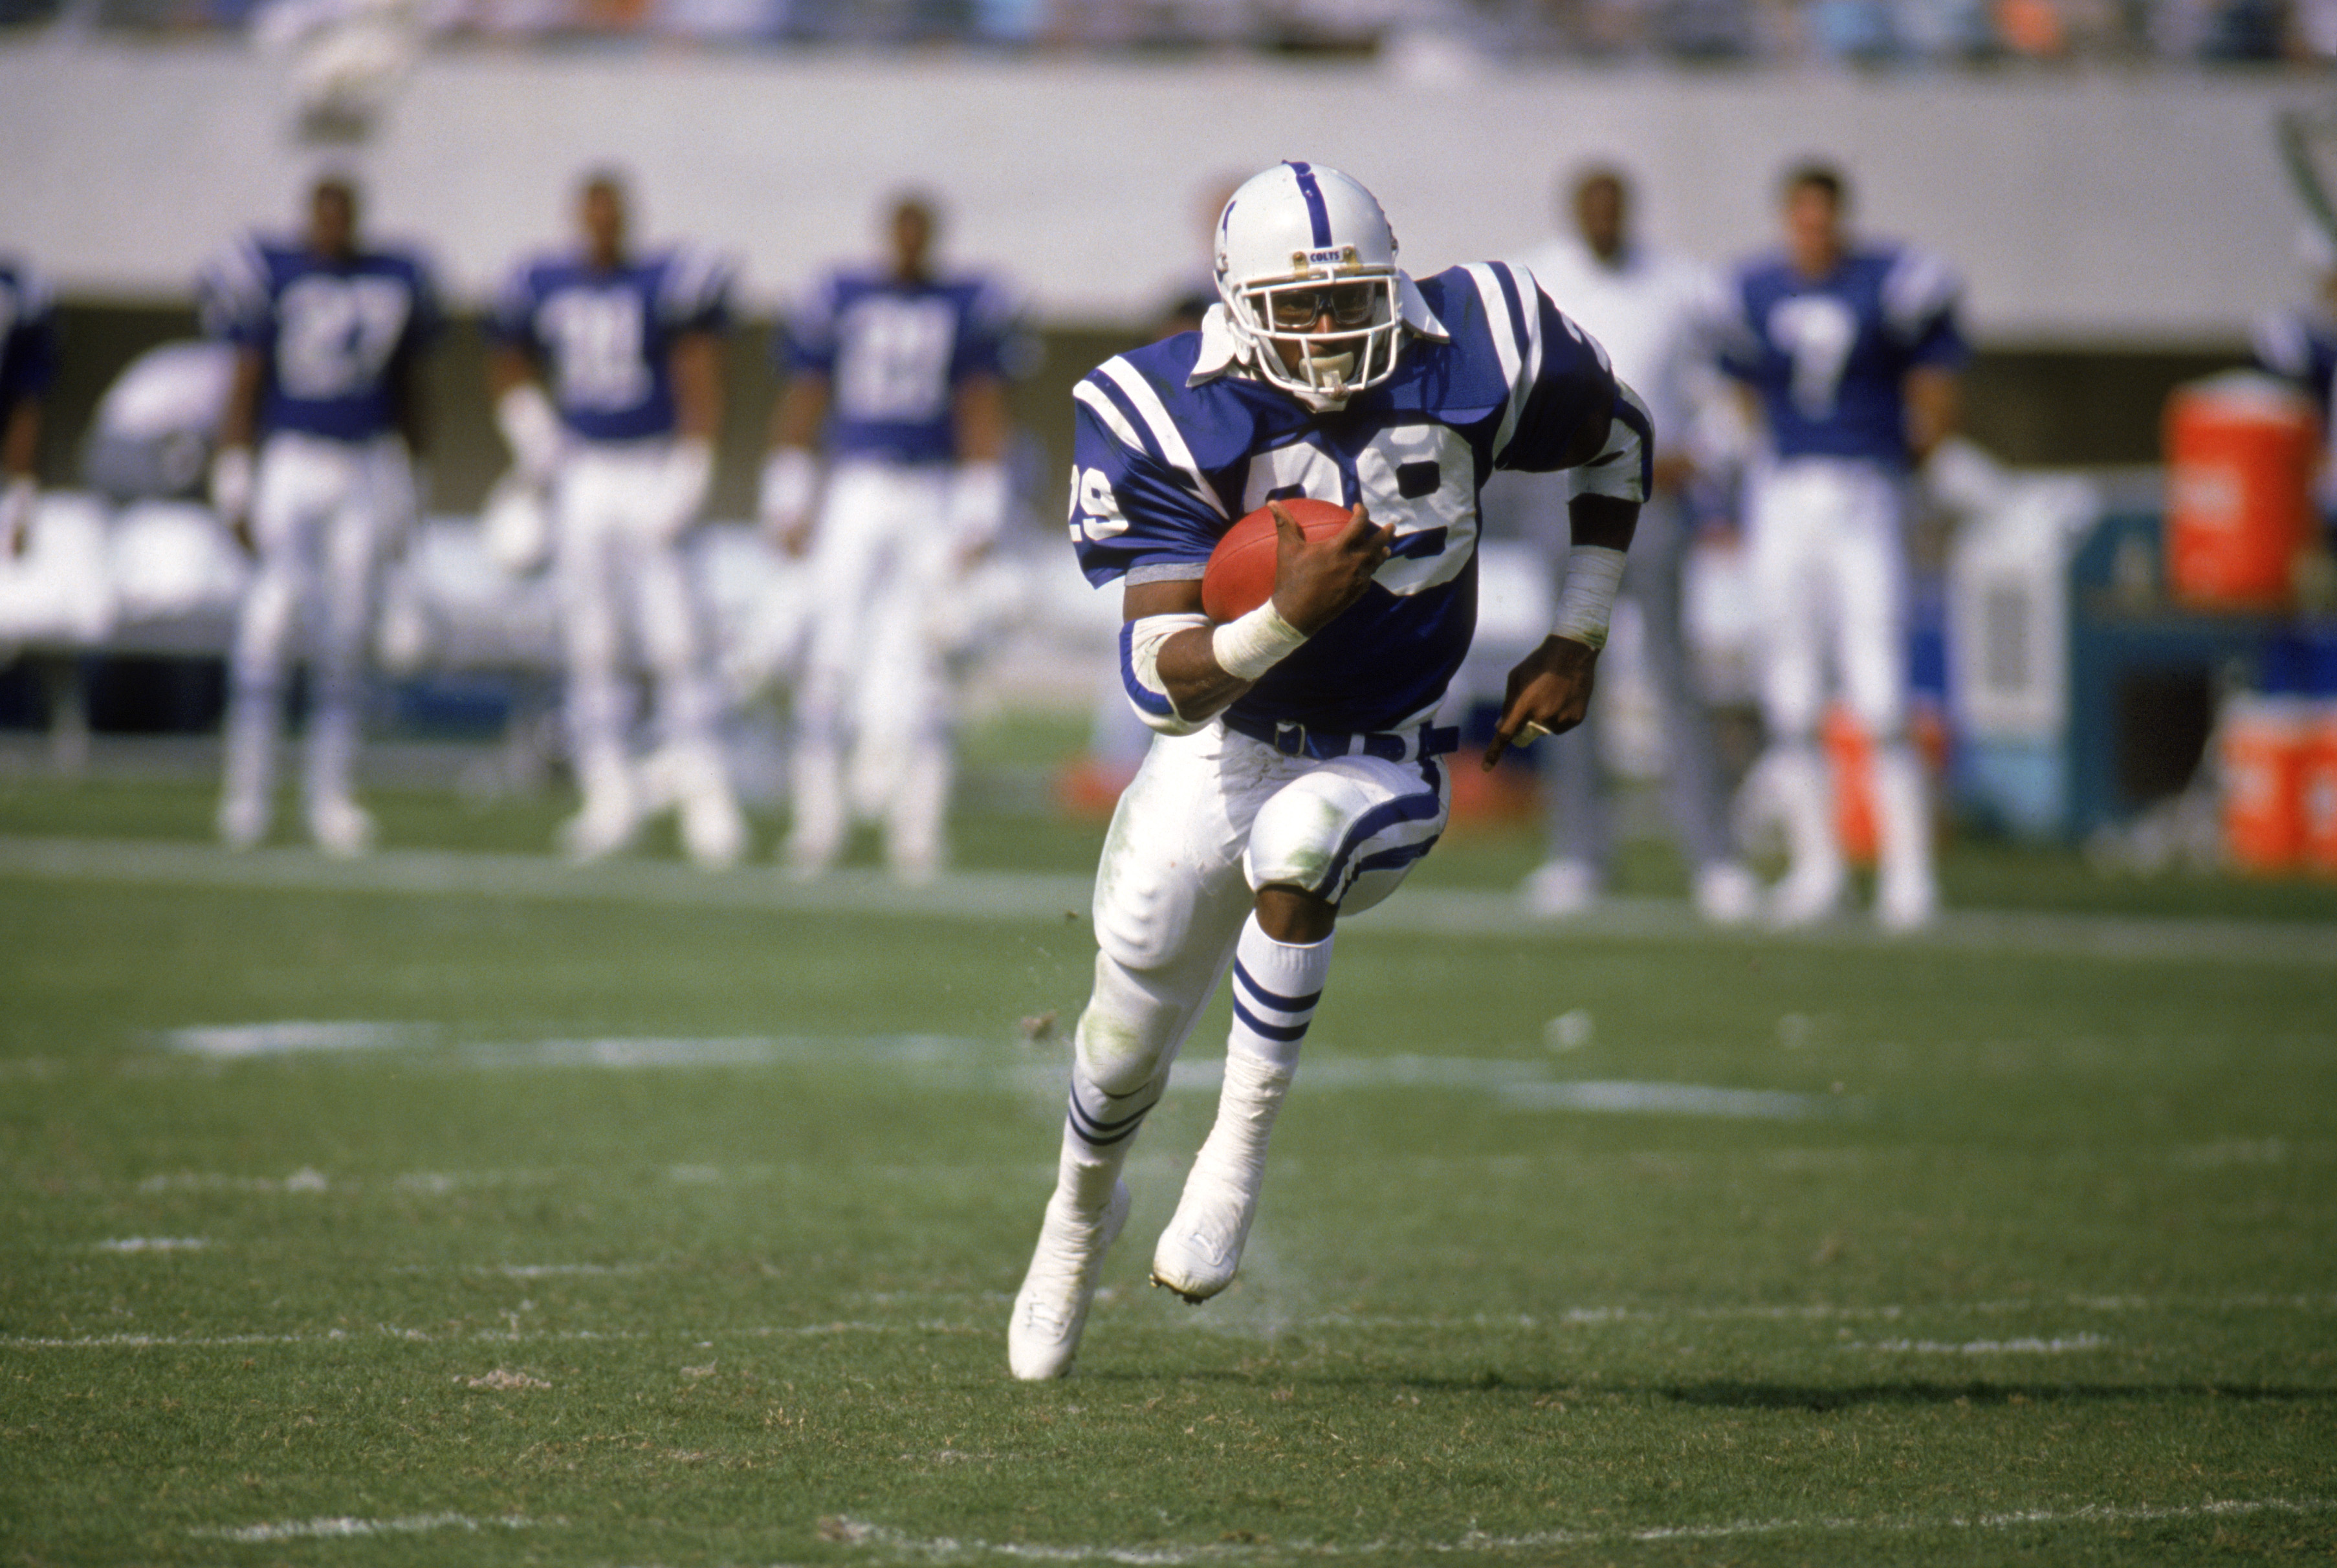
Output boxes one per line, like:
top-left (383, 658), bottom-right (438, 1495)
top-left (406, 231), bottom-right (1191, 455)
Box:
top-left (2218, 693), bottom-right (2311, 874)
top-left (2164, 374), bottom-right (2318, 611)
top-left (2301, 704), bottom-right (2337, 877)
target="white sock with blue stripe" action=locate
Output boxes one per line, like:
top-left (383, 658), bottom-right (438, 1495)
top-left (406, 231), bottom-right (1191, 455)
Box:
top-left (1152, 915), bottom-right (1332, 1300)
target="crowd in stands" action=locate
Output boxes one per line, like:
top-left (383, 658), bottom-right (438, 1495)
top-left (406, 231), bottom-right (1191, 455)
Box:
top-left (0, 0), bottom-right (2321, 66)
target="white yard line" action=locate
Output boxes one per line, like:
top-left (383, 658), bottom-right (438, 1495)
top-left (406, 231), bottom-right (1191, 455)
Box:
top-left (3, 834), bottom-right (2332, 966)
top-left (9, 1294), bottom-right (2330, 1353)
top-left (823, 1497), bottom-right (2337, 1562)
top-left (193, 1513), bottom-right (545, 1543)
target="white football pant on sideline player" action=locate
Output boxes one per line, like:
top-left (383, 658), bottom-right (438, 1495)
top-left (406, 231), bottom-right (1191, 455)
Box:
top-left (1009, 719), bottom-right (1451, 1378)
top-left (784, 461), bottom-right (963, 882)
top-left (1744, 456), bottom-right (1935, 930)
top-left (217, 430), bottom-right (411, 856)
top-left (553, 441), bottom-right (745, 869)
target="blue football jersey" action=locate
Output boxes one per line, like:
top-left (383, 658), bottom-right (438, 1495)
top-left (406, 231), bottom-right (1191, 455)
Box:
top-left (493, 247), bottom-right (733, 443)
top-left (1070, 262), bottom-right (1645, 735)
top-left (199, 237), bottom-right (438, 442)
top-left (782, 268), bottom-right (1017, 465)
top-left (2254, 309), bottom-right (2337, 420)
top-left (1720, 244), bottom-right (1966, 468)
top-left (0, 259), bottom-right (60, 408)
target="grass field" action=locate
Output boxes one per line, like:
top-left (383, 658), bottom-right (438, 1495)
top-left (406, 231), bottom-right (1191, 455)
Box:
top-left (4, 754), bottom-right (2336, 1565)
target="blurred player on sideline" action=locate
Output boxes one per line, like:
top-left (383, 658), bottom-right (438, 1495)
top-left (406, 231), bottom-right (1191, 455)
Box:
top-left (1513, 166), bottom-right (1759, 924)
top-left (491, 171), bottom-right (747, 869)
top-left (202, 178), bottom-right (437, 855)
top-left (1008, 162), bottom-right (1651, 1378)
top-left (2252, 228), bottom-right (2337, 538)
top-left (0, 254), bottom-right (60, 557)
top-left (759, 192), bottom-right (1018, 882)
top-left (1720, 162), bottom-right (1965, 931)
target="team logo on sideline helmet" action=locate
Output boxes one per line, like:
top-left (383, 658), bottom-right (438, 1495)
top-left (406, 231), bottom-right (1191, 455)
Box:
top-left (1214, 162), bottom-right (1407, 410)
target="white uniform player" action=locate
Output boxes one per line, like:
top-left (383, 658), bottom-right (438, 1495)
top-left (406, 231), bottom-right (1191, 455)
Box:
top-left (1007, 162), bottom-right (1653, 1379)
top-left (760, 195), bottom-right (1018, 882)
top-left (1720, 163), bottom-right (1966, 930)
top-left (1515, 166), bottom-right (1759, 924)
top-left (201, 179), bottom-right (437, 856)
top-left (490, 172), bottom-right (747, 869)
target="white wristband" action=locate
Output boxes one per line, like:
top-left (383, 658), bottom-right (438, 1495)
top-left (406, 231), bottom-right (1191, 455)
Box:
top-left (949, 459), bottom-right (1009, 550)
top-left (495, 383), bottom-right (564, 485)
top-left (1210, 600), bottom-right (1308, 682)
top-left (758, 447), bottom-right (817, 527)
top-left (1552, 544), bottom-right (1627, 651)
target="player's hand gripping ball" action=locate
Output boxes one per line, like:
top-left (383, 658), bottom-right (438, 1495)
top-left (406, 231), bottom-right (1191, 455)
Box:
top-left (1200, 497), bottom-right (1355, 622)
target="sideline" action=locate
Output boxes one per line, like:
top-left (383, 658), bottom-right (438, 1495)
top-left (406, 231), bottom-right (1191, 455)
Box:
top-left (3, 834), bottom-right (2335, 967)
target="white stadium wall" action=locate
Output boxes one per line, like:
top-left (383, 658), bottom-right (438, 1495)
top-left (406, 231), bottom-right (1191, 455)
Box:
top-left (0, 40), bottom-right (2319, 344)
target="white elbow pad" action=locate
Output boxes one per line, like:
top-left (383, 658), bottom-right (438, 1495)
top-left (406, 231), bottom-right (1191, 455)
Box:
top-left (1121, 612), bottom-right (1211, 735)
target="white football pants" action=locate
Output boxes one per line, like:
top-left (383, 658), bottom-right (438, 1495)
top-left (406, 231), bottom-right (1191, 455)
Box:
top-left (1743, 457), bottom-right (1931, 902)
top-left (553, 442), bottom-right (729, 807)
top-left (221, 431), bottom-right (410, 821)
top-left (787, 461), bottom-right (960, 875)
top-left (1072, 721), bottom-right (1451, 1108)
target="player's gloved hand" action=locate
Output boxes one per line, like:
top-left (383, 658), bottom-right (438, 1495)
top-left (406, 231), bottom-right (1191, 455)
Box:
top-left (1485, 635), bottom-right (1599, 770)
top-left (948, 459), bottom-right (1008, 569)
top-left (1267, 499), bottom-right (1394, 634)
top-left (758, 447), bottom-right (817, 557)
top-left (1, 476), bottom-right (34, 559)
top-left (494, 383), bottom-right (565, 488)
top-left (210, 444), bottom-right (256, 554)
top-left (652, 438), bottom-right (714, 543)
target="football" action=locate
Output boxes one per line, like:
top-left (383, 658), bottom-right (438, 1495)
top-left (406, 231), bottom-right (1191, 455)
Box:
top-left (1200, 497), bottom-right (1355, 622)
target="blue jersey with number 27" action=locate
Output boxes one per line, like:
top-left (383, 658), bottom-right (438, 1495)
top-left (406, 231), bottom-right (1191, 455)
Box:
top-left (1069, 261), bottom-right (1645, 736)
top-left (492, 248), bottom-right (733, 443)
top-left (199, 238), bottom-right (439, 442)
top-left (1720, 245), bottom-right (1965, 469)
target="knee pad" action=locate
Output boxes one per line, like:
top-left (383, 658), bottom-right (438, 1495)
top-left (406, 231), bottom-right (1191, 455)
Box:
top-left (1073, 951), bottom-right (1187, 1098)
top-left (1244, 773), bottom-right (1359, 899)
top-left (1244, 759), bottom-right (1444, 906)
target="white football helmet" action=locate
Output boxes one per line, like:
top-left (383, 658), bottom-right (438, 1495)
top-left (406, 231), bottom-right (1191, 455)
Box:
top-left (1214, 162), bottom-right (1407, 409)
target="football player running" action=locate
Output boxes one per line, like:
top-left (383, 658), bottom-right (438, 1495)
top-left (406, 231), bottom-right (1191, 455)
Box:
top-left (759, 193), bottom-right (1019, 882)
top-left (0, 253), bottom-right (60, 558)
top-left (1008, 162), bottom-right (1652, 1380)
top-left (1720, 162), bottom-right (1965, 931)
top-left (491, 171), bottom-right (747, 869)
top-left (203, 177), bottom-right (437, 856)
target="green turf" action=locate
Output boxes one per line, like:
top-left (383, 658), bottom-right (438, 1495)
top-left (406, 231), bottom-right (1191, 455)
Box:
top-left (3, 770), bottom-right (2334, 1564)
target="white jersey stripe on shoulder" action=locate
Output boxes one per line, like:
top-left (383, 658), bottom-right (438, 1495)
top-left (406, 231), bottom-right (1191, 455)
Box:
top-left (1097, 356), bottom-right (1228, 519)
top-left (1462, 264), bottom-right (1529, 461)
top-left (1506, 261), bottom-right (1546, 459)
top-left (1072, 378), bottom-right (1145, 455)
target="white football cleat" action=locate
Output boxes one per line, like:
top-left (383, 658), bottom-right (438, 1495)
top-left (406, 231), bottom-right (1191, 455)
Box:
top-left (558, 794), bottom-right (638, 865)
top-left (1150, 1156), bottom-right (1265, 1305)
top-left (679, 788), bottom-right (748, 871)
top-left (307, 796), bottom-right (377, 860)
top-left (1008, 1180), bottom-right (1130, 1380)
top-left (1520, 858), bottom-right (1600, 919)
top-left (1766, 863), bottom-right (1845, 928)
top-left (1693, 861), bottom-right (1762, 926)
top-left (216, 792), bottom-right (269, 853)
top-left (1876, 869), bottom-right (1940, 933)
